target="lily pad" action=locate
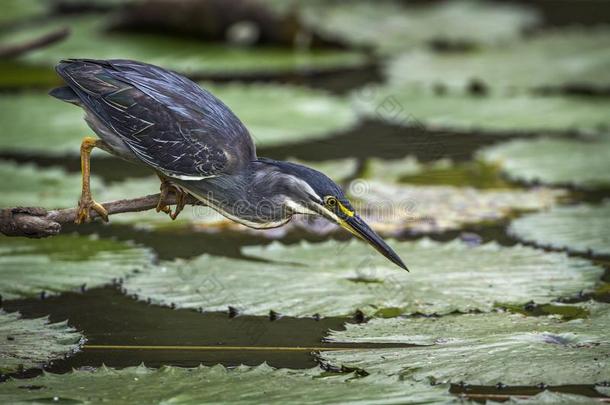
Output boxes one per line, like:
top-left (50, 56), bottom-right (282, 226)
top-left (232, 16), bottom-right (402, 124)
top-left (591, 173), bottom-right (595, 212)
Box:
top-left (509, 202), bottom-right (610, 256)
top-left (352, 85), bottom-right (610, 135)
top-left (0, 160), bottom-right (93, 209)
top-left (268, 0), bottom-right (539, 54)
top-left (386, 28), bottom-right (610, 92)
top-left (362, 157), bottom-right (512, 189)
top-left (321, 302), bottom-right (610, 385)
top-left (5, 15), bottom-right (366, 76)
top-left (0, 234), bottom-right (153, 300)
top-left (347, 180), bottom-right (562, 234)
top-left (0, 82), bottom-right (356, 154)
top-left (124, 239), bottom-right (603, 317)
top-left (0, 364), bottom-right (453, 404)
top-left (479, 136), bottom-right (610, 188)
top-left (286, 157), bottom-right (358, 183)
top-left (0, 310), bottom-right (83, 374)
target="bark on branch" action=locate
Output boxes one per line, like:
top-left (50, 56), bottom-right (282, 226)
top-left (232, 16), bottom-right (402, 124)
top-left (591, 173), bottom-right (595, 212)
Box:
top-left (0, 192), bottom-right (199, 239)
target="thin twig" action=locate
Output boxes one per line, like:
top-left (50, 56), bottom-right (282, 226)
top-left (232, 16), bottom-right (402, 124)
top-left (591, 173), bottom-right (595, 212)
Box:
top-left (0, 27), bottom-right (70, 59)
top-left (0, 192), bottom-right (199, 239)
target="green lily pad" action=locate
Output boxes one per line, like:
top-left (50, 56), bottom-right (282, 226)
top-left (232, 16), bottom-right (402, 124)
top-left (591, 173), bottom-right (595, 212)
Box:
top-left (5, 15), bottom-right (366, 76)
top-left (352, 85), bottom-right (610, 135)
top-left (286, 157), bottom-right (358, 183)
top-left (597, 386), bottom-right (610, 397)
top-left (321, 302), bottom-right (610, 385)
top-left (0, 82), bottom-right (356, 154)
top-left (479, 136), bottom-right (610, 188)
top-left (0, 310), bottom-right (83, 374)
top-left (509, 202), bottom-right (610, 256)
top-left (0, 364), bottom-right (453, 404)
top-left (0, 160), bottom-right (93, 209)
top-left (347, 180), bottom-right (562, 234)
top-left (268, 0), bottom-right (538, 54)
top-left (202, 82), bottom-right (358, 147)
top-left (124, 239), bottom-right (603, 317)
top-left (386, 28), bottom-right (610, 92)
top-left (362, 157), bottom-right (513, 189)
top-left (0, 234), bottom-right (153, 300)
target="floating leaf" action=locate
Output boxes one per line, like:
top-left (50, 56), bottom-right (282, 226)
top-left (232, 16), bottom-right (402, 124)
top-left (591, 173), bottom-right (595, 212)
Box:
top-left (6, 16), bottom-right (366, 76)
top-left (0, 83), bottom-right (356, 154)
top-left (0, 364), bottom-right (452, 404)
top-left (0, 160), bottom-right (91, 209)
top-left (286, 157), bottom-right (358, 183)
top-left (201, 83), bottom-right (358, 147)
top-left (0, 311), bottom-right (83, 374)
top-left (361, 156), bottom-right (424, 183)
top-left (386, 28), bottom-right (610, 92)
top-left (509, 202), bottom-right (610, 256)
top-left (268, 0), bottom-right (538, 54)
top-left (352, 85), bottom-right (610, 135)
top-left (124, 239), bottom-right (602, 317)
top-left (0, 234), bottom-right (153, 300)
top-left (321, 302), bottom-right (610, 385)
top-left (362, 157), bottom-right (514, 189)
top-left (479, 136), bottom-right (610, 188)
top-left (348, 180), bottom-right (562, 234)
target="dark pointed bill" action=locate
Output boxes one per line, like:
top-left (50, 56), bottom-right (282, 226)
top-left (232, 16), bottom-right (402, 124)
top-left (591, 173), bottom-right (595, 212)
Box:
top-left (345, 215), bottom-right (409, 271)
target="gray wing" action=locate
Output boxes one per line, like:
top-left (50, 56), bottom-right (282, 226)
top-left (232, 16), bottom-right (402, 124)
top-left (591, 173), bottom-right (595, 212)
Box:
top-left (54, 59), bottom-right (256, 179)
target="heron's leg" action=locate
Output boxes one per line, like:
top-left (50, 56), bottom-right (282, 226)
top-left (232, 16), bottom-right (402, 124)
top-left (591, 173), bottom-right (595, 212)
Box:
top-left (75, 137), bottom-right (109, 224)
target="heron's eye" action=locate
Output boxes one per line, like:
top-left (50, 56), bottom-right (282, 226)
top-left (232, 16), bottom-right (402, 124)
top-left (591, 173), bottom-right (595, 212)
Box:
top-left (325, 196), bottom-right (338, 208)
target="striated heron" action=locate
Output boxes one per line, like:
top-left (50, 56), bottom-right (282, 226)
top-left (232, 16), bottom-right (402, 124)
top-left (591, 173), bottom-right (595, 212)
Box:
top-left (51, 59), bottom-right (408, 270)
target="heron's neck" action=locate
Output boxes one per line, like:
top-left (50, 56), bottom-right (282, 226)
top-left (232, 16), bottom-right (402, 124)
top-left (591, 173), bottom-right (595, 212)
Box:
top-left (180, 159), bottom-right (303, 229)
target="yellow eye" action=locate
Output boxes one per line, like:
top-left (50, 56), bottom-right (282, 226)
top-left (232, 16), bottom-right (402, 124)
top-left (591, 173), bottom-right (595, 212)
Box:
top-left (325, 196), bottom-right (338, 207)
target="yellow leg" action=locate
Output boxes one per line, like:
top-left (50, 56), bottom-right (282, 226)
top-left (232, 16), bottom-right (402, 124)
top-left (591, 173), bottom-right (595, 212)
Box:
top-left (156, 175), bottom-right (186, 220)
top-left (75, 137), bottom-right (109, 224)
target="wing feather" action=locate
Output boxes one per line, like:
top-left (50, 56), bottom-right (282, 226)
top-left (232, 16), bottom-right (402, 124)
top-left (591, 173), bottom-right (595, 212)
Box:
top-left (55, 59), bottom-right (256, 179)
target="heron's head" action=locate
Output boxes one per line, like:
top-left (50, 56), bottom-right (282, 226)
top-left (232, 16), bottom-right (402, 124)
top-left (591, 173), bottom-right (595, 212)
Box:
top-left (258, 159), bottom-right (408, 271)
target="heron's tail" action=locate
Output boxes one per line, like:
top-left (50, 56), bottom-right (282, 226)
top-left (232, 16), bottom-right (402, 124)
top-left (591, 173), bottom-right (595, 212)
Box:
top-left (49, 86), bottom-right (81, 105)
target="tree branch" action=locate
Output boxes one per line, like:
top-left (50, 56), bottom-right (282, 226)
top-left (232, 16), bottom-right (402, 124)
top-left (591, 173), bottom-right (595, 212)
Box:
top-left (0, 192), bottom-right (199, 239)
top-left (0, 27), bottom-right (70, 59)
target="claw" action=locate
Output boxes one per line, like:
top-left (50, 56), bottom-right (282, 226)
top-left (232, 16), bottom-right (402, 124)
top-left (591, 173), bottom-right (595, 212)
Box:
top-left (156, 176), bottom-right (187, 220)
top-left (75, 197), bottom-right (108, 224)
top-left (170, 189), bottom-right (187, 220)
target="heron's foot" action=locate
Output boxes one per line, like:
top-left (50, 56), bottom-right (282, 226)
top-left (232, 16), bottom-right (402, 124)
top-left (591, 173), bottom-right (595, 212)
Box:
top-left (75, 196), bottom-right (108, 224)
top-left (170, 189), bottom-right (187, 220)
top-left (156, 180), bottom-right (186, 220)
top-left (156, 180), bottom-right (173, 215)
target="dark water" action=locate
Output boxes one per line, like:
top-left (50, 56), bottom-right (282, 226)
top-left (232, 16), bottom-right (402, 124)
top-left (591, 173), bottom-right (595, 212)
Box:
top-left (3, 286), bottom-right (415, 374)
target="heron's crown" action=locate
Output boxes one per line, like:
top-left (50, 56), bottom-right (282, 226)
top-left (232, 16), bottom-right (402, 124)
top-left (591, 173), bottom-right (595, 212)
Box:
top-left (255, 158), bottom-right (348, 202)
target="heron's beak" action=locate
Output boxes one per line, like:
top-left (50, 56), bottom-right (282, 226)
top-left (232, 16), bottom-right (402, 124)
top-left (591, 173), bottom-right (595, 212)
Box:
top-left (340, 215), bottom-right (409, 271)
